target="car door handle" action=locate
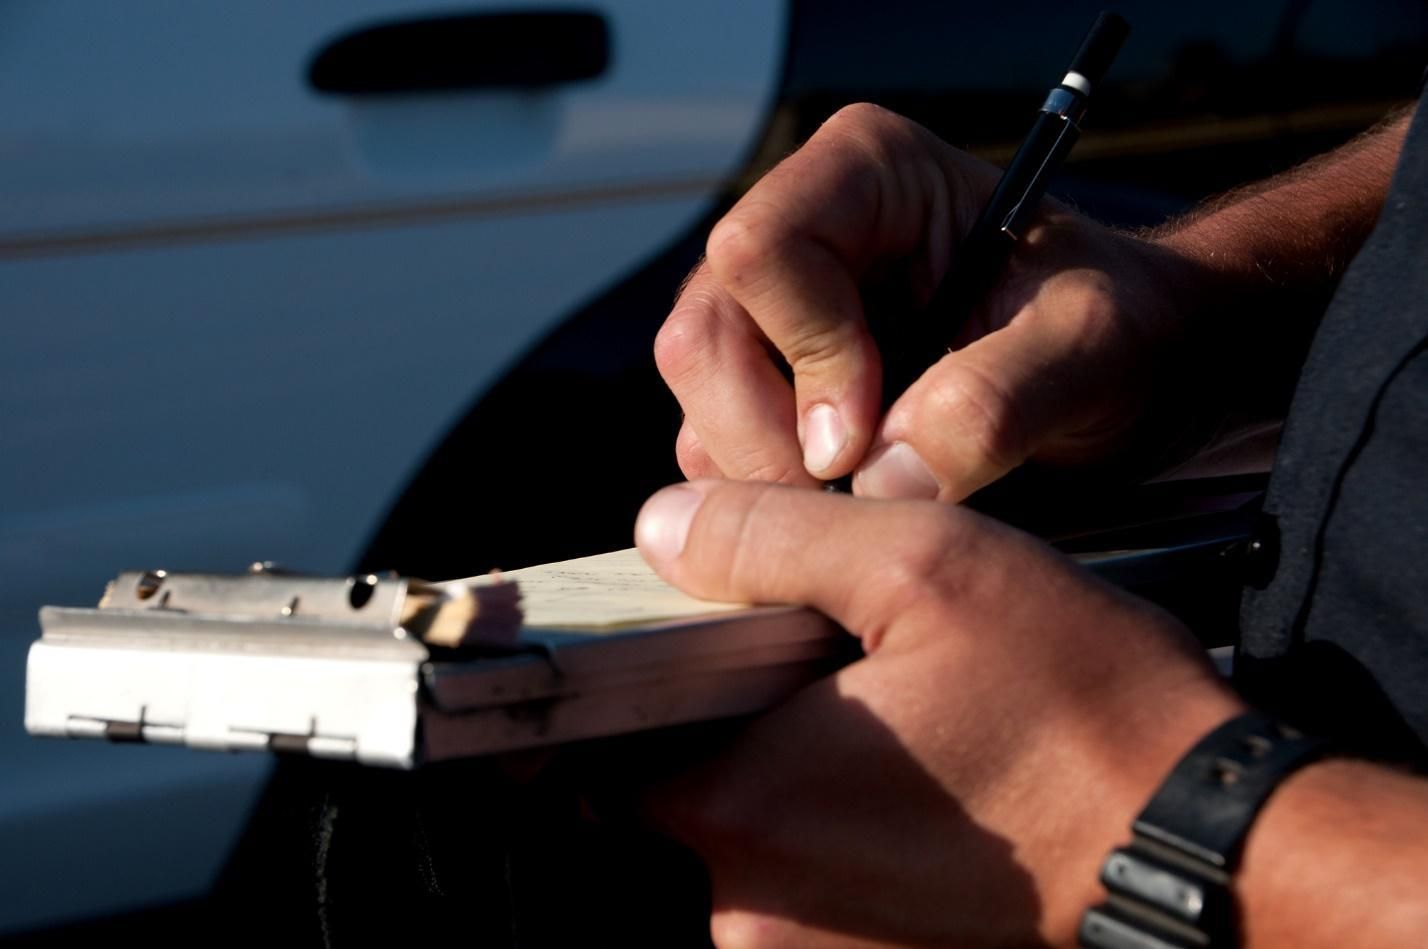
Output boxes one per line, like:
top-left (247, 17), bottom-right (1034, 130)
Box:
top-left (307, 10), bottom-right (609, 95)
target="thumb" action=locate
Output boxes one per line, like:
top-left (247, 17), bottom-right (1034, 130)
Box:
top-left (855, 314), bottom-right (1118, 502)
top-left (634, 480), bottom-right (996, 651)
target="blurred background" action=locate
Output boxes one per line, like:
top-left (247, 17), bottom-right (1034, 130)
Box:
top-left (2, 0), bottom-right (1425, 940)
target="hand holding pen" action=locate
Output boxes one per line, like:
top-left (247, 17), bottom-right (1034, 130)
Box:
top-left (882, 12), bottom-right (1130, 402)
top-left (654, 13), bottom-right (1195, 502)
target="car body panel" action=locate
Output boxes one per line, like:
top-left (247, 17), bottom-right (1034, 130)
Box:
top-left (0, 0), bottom-right (787, 932)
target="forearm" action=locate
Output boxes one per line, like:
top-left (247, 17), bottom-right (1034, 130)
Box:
top-left (1238, 758), bottom-right (1428, 946)
top-left (1154, 109), bottom-right (1409, 316)
top-left (1134, 110), bottom-right (1410, 458)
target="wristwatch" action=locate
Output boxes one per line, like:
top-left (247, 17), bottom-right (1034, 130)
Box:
top-left (1079, 711), bottom-right (1329, 948)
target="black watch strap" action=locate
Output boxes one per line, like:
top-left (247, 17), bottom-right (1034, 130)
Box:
top-left (1079, 711), bottom-right (1330, 948)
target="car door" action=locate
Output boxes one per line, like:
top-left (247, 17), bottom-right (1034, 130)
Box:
top-left (0, 0), bottom-right (787, 932)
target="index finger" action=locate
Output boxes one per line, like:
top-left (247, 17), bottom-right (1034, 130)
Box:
top-left (703, 105), bottom-right (965, 480)
top-left (655, 262), bottom-right (820, 486)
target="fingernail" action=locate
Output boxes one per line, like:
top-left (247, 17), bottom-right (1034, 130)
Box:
top-left (801, 403), bottom-right (848, 476)
top-left (635, 484), bottom-right (707, 564)
top-left (854, 442), bottom-right (940, 499)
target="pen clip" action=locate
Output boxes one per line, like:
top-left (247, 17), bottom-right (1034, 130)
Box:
top-left (999, 115), bottom-right (1078, 240)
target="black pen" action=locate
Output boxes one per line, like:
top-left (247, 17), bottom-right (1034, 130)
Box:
top-left (879, 11), bottom-right (1131, 402)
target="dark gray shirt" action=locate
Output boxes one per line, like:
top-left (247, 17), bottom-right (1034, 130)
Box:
top-left (1239, 91), bottom-right (1428, 761)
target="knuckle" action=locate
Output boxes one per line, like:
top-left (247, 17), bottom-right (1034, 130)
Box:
top-left (822, 101), bottom-right (899, 135)
top-left (864, 510), bottom-right (973, 637)
top-left (706, 211), bottom-right (782, 287)
top-left (676, 453), bottom-right (711, 481)
top-left (1051, 272), bottom-right (1120, 333)
top-left (710, 910), bottom-right (782, 949)
top-left (653, 306), bottom-right (718, 387)
top-left (675, 429), bottom-right (718, 480)
top-left (922, 365), bottom-right (1029, 472)
top-left (1077, 279), bottom-right (1142, 351)
top-left (819, 102), bottom-right (923, 163)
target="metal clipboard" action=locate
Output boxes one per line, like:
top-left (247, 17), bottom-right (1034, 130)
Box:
top-left (25, 555), bottom-right (847, 769)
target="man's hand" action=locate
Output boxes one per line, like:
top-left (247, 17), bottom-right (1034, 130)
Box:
top-left (633, 479), bottom-right (1244, 946)
top-left (655, 104), bottom-right (1203, 499)
top-left (655, 104), bottom-right (1406, 499)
